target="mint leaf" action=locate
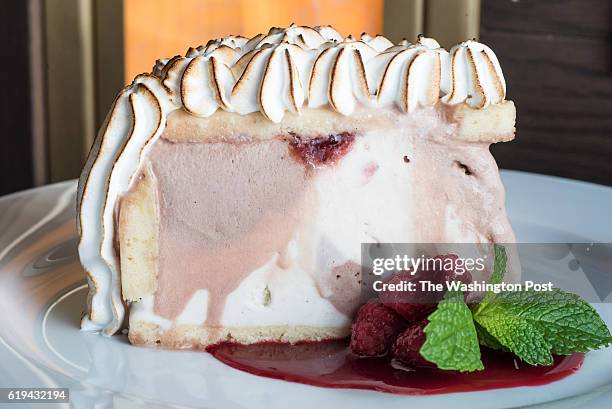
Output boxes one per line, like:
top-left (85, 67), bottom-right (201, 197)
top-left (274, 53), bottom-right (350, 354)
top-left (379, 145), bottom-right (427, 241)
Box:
top-left (532, 290), bottom-right (612, 354)
top-left (474, 245), bottom-right (506, 351)
top-left (478, 289), bottom-right (612, 355)
top-left (420, 291), bottom-right (484, 372)
top-left (475, 321), bottom-right (505, 351)
top-left (472, 244), bottom-right (507, 318)
top-left (489, 244), bottom-right (507, 286)
top-left (473, 295), bottom-right (553, 365)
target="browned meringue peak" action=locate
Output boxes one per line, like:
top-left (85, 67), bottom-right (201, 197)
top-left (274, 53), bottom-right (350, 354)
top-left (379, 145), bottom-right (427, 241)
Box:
top-left (254, 24), bottom-right (337, 49)
top-left (442, 40), bottom-right (506, 109)
top-left (367, 36), bottom-right (451, 113)
top-left (203, 35), bottom-right (251, 54)
top-left (308, 37), bottom-right (379, 115)
top-left (313, 24), bottom-right (345, 43)
top-left (359, 33), bottom-right (395, 52)
top-left (150, 24), bottom-right (507, 122)
top-left (152, 58), bottom-right (169, 77)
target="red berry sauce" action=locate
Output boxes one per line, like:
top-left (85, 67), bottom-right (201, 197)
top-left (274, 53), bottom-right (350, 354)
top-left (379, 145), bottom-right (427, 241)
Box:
top-left (288, 132), bottom-right (355, 167)
top-left (207, 340), bottom-right (584, 395)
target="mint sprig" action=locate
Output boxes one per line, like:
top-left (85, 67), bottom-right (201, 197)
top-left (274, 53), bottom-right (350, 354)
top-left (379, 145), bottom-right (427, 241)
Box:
top-left (420, 244), bottom-right (612, 371)
top-left (474, 288), bottom-right (612, 359)
top-left (420, 291), bottom-right (484, 372)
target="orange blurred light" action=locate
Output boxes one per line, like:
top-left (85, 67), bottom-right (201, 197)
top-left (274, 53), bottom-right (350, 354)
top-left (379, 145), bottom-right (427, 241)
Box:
top-left (123, 0), bottom-right (384, 82)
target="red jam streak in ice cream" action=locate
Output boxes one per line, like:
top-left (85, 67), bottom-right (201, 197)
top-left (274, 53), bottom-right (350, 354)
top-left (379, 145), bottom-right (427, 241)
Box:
top-left (288, 132), bottom-right (356, 166)
top-left (207, 340), bottom-right (584, 395)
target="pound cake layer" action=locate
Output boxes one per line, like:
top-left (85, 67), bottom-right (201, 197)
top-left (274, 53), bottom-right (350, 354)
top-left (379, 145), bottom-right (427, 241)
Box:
top-left (129, 321), bottom-right (350, 349)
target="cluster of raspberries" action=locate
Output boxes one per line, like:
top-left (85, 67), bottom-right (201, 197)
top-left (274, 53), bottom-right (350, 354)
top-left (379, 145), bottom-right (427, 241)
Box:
top-left (350, 255), bottom-right (472, 368)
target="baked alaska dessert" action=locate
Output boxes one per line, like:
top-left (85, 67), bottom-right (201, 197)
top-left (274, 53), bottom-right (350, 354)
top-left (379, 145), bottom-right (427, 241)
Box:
top-left (78, 24), bottom-right (517, 349)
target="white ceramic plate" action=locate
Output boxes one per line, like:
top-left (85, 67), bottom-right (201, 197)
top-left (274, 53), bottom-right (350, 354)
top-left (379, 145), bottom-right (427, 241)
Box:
top-left (0, 170), bottom-right (611, 409)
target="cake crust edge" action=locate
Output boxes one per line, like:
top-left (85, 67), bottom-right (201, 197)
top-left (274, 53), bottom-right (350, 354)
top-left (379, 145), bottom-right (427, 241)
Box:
top-left (128, 321), bottom-right (350, 349)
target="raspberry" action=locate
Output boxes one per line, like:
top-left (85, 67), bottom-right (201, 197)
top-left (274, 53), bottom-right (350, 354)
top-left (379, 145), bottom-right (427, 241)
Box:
top-left (378, 269), bottom-right (443, 324)
top-left (350, 301), bottom-right (405, 356)
top-left (379, 254), bottom-right (471, 323)
top-left (440, 259), bottom-right (473, 300)
top-left (392, 319), bottom-right (436, 369)
top-left (446, 269), bottom-right (473, 291)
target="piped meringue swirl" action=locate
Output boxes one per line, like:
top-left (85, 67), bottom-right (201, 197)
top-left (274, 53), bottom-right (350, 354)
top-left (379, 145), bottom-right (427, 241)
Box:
top-left (151, 24), bottom-right (507, 122)
top-left (78, 24), bottom-right (510, 336)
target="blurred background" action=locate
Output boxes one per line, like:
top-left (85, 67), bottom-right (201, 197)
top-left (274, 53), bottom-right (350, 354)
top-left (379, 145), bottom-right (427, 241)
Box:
top-left (1, 0), bottom-right (611, 196)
